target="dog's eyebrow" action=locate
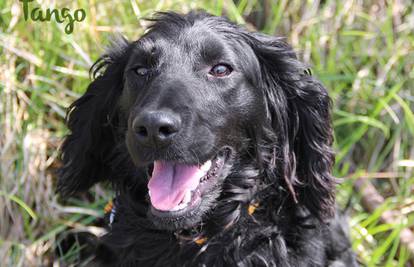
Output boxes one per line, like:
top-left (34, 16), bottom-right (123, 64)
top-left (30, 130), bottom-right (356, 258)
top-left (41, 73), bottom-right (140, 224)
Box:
top-left (128, 39), bottom-right (161, 67)
top-left (133, 39), bottom-right (162, 60)
top-left (134, 38), bottom-right (156, 54)
top-left (199, 40), bottom-right (225, 64)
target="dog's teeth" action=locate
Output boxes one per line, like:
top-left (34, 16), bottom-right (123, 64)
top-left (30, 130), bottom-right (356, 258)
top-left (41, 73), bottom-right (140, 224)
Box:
top-left (171, 202), bottom-right (187, 211)
top-left (200, 160), bottom-right (212, 172)
top-left (183, 190), bottom-right (192, 204)
top-left (190, 182), bottom-right (199, 191)
top-left (202, 174), bottom-right (208, 182)
top-left (171, 191), bottom-right (192, 211)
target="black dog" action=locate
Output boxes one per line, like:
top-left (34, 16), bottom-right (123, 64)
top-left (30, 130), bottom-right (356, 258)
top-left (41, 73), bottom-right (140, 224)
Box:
top-left (58, 11), bottom-right (358, 267)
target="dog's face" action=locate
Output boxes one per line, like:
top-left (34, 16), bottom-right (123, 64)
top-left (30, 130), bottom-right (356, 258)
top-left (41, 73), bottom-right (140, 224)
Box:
top-left (122, 21), bottom-right (264, 229)
top-left (58, 12), bottom-right (335, 233)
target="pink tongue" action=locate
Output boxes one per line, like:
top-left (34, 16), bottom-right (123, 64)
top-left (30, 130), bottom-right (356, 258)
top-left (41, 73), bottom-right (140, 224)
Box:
top-left (148, 161), bottom-right (210, 211)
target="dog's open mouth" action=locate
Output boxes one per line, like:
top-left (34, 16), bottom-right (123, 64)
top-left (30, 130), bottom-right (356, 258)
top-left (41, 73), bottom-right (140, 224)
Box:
top-left (147, 148), bottom-right (230, 220)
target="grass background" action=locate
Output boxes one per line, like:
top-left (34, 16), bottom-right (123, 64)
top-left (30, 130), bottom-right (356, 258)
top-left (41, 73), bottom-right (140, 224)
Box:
top-left (0, 0), bottom-right (413, 266)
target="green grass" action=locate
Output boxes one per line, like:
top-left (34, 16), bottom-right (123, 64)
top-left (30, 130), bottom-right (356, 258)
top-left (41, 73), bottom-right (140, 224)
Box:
top-left (1, 0), bottom-right (413, 266)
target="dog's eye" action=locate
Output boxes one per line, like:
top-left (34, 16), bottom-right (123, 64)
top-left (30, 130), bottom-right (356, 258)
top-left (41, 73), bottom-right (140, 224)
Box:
top-left (209, 64), bottom-right (232, 77)
top-left (135, 67), bottom-right (150, 76)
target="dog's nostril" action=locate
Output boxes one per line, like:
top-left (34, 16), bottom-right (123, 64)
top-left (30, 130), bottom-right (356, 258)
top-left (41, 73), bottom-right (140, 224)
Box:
top-left (159, 125), bottom-right (176, 137)
top-left (137, 126), bottom-right (148, 137)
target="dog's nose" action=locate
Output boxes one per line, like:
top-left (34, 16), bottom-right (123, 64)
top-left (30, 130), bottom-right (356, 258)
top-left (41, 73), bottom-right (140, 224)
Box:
top-left (132, 111), bottom-right (181, 146)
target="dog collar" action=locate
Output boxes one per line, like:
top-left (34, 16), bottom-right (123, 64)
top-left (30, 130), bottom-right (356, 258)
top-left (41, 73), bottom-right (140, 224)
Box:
top-left (174, 232), bottom-right (208, 245)
top-left (248, 202), bottom-right (259, 215)
top-left (104, 199), bottom-right (117, 226)
top-left (104, 199), bottom-right (114, 214)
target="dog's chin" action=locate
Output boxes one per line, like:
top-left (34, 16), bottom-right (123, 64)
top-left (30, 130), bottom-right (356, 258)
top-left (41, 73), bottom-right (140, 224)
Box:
top-left (146, 147), bottom-right (234, 231)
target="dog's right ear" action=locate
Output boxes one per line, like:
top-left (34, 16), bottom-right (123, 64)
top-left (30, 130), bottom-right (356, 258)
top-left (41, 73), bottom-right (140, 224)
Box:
top-left (57, 36), bottom-right (130, 197)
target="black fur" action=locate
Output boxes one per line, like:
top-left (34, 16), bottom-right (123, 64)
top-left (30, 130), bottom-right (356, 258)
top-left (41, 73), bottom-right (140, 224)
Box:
top-left (58, 11), bottom-right (358, 267)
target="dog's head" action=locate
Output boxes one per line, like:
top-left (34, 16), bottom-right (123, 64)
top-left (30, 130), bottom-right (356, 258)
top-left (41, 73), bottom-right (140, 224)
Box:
top-left (58, 12), bottom-right (335, 231)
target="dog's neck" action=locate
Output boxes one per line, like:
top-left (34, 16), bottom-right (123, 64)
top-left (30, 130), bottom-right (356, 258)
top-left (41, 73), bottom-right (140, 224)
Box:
top-left (171, 181), bottom-right (293, 247)
top-left (173, 201), bottom-right (261, 246)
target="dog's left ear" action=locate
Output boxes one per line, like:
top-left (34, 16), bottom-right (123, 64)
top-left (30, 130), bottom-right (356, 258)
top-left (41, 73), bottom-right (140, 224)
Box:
top-left (248, 32), bottom-right (335, 219)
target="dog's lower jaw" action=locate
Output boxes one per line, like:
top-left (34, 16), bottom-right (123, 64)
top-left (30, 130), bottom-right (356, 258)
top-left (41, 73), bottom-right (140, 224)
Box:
top-left (147, 173), bottom-right (227, 231)
top-left (148, 186), bottom-right (222, 230)
top-left (147, 149), bottom-right (235, 231)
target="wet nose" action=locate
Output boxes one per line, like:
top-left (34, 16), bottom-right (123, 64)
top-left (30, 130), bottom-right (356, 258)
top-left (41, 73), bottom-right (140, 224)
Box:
top-left (132, 110), bottom-right (181, 146)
